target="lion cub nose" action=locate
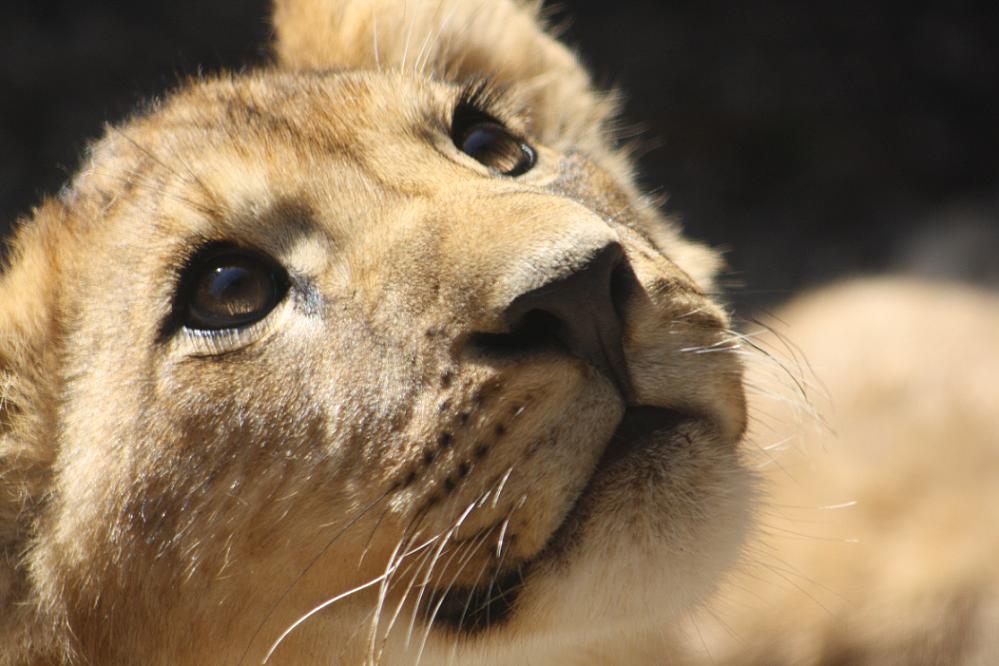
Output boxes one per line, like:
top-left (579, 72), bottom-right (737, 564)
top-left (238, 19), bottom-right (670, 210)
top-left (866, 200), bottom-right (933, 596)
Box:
top-left (500, 242), bottom-right (637, 400)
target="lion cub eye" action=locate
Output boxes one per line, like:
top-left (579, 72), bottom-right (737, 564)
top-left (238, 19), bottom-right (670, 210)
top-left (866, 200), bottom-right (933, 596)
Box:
top-left (179, 246), bottom-right (289, 331)
top-left (451, 107), bottom-right (536, 177)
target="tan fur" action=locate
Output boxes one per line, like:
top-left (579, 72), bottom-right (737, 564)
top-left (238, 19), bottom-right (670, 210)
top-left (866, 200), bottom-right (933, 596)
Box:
top-left (1, 2), bottom-right (746, 664)
top-left (683, 279), bottom-right (999, 665)
top-left (2, 1), bottom-right (993, 665)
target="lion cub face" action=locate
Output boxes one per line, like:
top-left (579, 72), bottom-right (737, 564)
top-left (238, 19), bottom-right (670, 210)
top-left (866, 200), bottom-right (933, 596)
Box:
top-left (0, 2), bottom-right (748, 664)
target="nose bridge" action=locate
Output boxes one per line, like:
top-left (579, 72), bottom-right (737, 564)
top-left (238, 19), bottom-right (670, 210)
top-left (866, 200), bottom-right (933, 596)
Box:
top-left (443, 191), bottom-right (622, 321)
top-left (431, 189), bottom-right (638, 398)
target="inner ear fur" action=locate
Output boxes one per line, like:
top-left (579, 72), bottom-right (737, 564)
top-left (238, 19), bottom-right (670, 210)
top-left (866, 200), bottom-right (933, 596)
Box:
top-left (272, 0), bottom-right (619, 152)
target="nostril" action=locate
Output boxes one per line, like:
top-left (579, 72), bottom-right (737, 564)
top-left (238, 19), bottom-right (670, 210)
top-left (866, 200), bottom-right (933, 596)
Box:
top-left (466, 241), bottom-right (637, 400)
top-left (610, 260), bottom-right (638, 320)
top-left (469, 309), bottom-right (566, 358)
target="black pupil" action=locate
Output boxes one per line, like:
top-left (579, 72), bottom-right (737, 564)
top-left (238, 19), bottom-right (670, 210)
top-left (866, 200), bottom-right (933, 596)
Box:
top-left (457, 121), bottom-right (534, 176)
top-left (188, 256), bottom-right (276, 329)
top-left (462, 125), bottom-right (504, 159)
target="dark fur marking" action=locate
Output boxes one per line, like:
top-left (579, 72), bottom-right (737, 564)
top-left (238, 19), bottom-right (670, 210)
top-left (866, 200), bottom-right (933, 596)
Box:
top-left (648, 277), bottom-right (676, 297)
top-left (527, 438), bottom-right (545, 455)
top-left (440, 369), bottom-right (454, 388)
top-left (473, 385), bottom-right (495, 405)
top-left (428, 568), bottom-right (523, 634)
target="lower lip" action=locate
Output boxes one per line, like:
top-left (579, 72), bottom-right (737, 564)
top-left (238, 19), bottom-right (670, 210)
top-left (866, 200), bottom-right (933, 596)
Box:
top-left (596, 405), bottom-right (686, 470)
top-left (426, 406), bottom-right (689, 633)
top-left (528, 405), bottom-right (690, 559)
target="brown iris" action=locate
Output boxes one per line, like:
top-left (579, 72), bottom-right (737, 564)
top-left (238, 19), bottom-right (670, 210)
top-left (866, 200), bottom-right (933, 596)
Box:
top-left (451, 108), bottom-right (536, 177)
top-left (181, 246), bottom-right (288, 330)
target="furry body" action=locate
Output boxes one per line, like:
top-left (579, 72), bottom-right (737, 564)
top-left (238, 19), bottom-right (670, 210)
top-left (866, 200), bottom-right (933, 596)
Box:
top-left (686, 279), bottom-right (999, 665)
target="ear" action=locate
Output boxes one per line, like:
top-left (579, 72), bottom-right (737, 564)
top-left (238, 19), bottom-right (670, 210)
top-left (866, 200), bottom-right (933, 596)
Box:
top-left (0, 204), bottom-right (61, 638)
top-left (272, 0), bottom-right (618, 151)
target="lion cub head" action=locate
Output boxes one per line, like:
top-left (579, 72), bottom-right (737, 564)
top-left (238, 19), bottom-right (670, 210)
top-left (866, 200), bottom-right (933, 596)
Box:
top-left (0, 1), bottom-right (748, 663)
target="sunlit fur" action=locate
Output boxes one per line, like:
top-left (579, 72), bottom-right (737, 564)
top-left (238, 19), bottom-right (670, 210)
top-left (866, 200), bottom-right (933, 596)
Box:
top-left (5, 2), bottom-right (992, 665)
top-left (681, 279), bottom-right (999, 665)
top-left (0, 1), bottom-right (748, 664)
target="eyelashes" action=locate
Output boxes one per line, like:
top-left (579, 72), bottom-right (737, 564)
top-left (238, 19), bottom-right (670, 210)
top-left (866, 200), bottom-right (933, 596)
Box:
top-left (450, 81), bottom-right (536, 177)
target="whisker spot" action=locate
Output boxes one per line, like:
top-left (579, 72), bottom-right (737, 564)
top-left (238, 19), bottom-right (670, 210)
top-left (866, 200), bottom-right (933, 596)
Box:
top-left (440, 369), bottom-right (454, 388)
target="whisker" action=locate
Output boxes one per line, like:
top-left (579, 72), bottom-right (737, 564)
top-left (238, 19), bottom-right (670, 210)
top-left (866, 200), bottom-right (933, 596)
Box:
top-left (470, 501), bottom-right (522, 630)
top-left (371, 9), bottom-right (381, 71)
top-left (404, 473), bottom-right (510, 648)
top-left (237, 487), bottom-right (394, 666)
top-left (368, 534), bottom-right (413, 664)
top-left (450, 532), bottom-right (501, 656)
top-left (367, 520), bottom-right (453, 663)
top-left (264, 535), bottom-right (439, 664)
top-left (414, 1), bottom-right (460, 77)
top-left (405, 528), bottom-right (454, 646)
top-left (108, 127), bottom-right (224, 217)
top-left (414, 529), bottom-right (491, 666)
top-left (491, 466), bottom-right (515, 509)
top-left (263, 567), bottom-right (392, 663)
top-left (400, 1), bottom-right (415, 73)
top-left (403, 492), bottom-right (483, 646)
top-left (358, 503), bottom-right (393, 569)
top-left (376, 534), bottom-right (443, 661)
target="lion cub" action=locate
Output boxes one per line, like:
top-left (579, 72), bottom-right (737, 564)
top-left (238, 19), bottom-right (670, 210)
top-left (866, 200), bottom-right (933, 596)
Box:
top-left (1, 1), bottom-right (995, 665)
top-left (1, 1), bottom-right (746, 663)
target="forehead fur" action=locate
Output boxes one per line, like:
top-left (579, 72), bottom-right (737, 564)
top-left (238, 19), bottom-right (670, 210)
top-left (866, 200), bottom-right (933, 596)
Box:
top-left (273, 0), bottom-right (618, 149)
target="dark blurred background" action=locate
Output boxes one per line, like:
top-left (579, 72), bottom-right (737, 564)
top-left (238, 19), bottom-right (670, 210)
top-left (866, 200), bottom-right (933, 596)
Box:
top-left (3, 0), bottom-right (997, 311)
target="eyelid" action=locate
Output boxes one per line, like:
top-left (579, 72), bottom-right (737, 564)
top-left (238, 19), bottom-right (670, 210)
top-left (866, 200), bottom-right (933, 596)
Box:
top-left (452, 79), bottom-right (530, 136)
top-left (170, 296), bottom-right (293, 357)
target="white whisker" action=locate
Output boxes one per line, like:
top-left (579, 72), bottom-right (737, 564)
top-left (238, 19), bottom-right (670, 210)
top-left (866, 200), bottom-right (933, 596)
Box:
top-left (491, 466), bottom-right (514, 509)
top-left (263, 570), bottom-right (391, 664)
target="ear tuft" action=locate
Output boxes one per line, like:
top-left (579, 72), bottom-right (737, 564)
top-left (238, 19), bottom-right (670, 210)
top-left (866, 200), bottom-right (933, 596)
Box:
top-left (272, 0), bottom-right (618, 151)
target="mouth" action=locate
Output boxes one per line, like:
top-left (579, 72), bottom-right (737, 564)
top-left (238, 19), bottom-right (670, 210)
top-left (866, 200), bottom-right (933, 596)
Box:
top-left (427, 404), bottom-right (688, 633)
top-left (591, 405), bottom-right (687, 473)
